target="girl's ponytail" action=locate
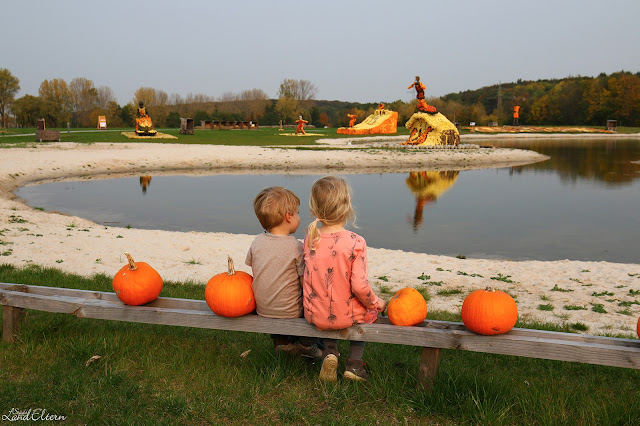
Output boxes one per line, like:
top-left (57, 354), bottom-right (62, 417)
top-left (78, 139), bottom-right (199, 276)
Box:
top-left (306, 218), bottom-right (321, 250)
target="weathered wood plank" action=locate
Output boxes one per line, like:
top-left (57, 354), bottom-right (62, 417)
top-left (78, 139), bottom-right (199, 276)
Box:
top-left (2, 284), bottom-right (636, 348)
top-left (0, 283), bottom-right (210, 311)
top-left (2, 288), bottom-right (640, 369)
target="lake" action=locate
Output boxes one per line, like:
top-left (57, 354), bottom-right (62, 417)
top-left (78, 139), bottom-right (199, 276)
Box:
top-left (16, 138), bottom-right (640, 263)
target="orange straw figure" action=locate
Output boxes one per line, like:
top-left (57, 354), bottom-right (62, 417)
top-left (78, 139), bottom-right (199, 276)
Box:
top-left (378, 102), bottom-right (385, 111)
top-left (408, 76), bottom-right (437, 114)
top-left (295, 115), bottom-right (308, 135)
top-left (347, 114), bottom-right (357, 127)
top-left (513, 105), bottom-right (520, 126)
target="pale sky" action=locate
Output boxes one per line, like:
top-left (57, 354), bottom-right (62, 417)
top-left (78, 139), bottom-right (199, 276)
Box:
top-left (4, 0), bottom-right (640, 105)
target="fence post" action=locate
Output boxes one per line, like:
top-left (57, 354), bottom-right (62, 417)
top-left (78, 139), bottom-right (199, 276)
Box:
top-left (418, 347), bottom-right (441, 391)
top-left (2, 285), bottom-right (27, 343)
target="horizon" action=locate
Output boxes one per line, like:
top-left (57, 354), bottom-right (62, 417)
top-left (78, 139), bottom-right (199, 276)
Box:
top-left (4, 0), bottom-right (640, 105)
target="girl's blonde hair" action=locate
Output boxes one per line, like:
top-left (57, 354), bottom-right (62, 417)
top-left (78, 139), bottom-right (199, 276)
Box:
top-left (306, 175), bottom-right (356, 249)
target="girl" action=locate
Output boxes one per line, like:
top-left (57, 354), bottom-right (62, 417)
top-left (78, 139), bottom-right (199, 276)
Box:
top-left (303, 176), bottom-right (386, 382)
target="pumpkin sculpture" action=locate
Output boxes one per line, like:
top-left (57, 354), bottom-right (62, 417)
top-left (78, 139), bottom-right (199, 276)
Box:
top-left (461, 287), bottom-right (518, 335)
top-left (387, 287), bottom-right (428, 326)
top-left (205, 256), bottom-right (255, 317)
top-left (112, 252), bottom-right (163, 306)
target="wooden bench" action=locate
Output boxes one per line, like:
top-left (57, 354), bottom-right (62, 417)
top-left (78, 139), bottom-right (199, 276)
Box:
top-left (2, 283), bottom-right (640, 389)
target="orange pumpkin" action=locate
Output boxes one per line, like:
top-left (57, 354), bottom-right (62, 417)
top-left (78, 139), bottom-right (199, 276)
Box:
top-left (461, 287), bottom-right (518, 335)
top-left (387, 287), bottom-right (428, 326)
top-left (205, 256), bottom-right (255, 317)
top-left (112, 252), bottom-right (163, 306)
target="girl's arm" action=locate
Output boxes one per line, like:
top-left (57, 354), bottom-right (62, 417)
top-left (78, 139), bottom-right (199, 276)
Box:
top-left (349, 242), bottom-right (381, 311)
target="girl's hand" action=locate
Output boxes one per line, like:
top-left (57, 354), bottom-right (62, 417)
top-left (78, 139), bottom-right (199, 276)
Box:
top-left (377, 298), bottom-right (386, 312)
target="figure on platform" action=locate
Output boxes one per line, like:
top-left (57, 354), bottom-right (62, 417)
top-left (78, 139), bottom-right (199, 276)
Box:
top-left (512, 104), bottom-right (520, 126)
top-left (347, 114), bottom-right (357, 127)
top-left (408, 76), bottom-right (437, 114)
top-left (135, 101), bottom-right (157, 136)
top-left (378, 102), bottom-right (385, 111)
top-left (295, 115), bottom-right (308, 135)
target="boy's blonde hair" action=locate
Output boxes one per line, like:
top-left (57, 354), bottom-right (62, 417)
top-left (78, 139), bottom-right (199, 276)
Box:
top-left (306, 175), bottom-right (356, 249)
top-left (253, 186), bottom-right (300, 231)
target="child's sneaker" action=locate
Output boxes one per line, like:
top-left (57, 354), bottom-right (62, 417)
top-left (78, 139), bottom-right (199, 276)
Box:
top-left (299, 343), bottom-right (323, 360)
top-left (343, 359), bottom-right (368, 382)
top-left (319, 353), bottom-right (338, 382)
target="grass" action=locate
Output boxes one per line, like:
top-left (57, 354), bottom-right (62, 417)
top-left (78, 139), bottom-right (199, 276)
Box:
top-left (2, 264), bottom-right (640, 424)
top-left (0, 127), bottom-right (411, 147)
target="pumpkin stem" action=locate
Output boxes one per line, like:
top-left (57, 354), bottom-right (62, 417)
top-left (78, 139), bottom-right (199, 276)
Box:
top-left (227, 255), bottom-right (236, 276)
top-left (485, 286), bottom-right (495, 292)
top-left (124, 252), bottom-right (138, 271)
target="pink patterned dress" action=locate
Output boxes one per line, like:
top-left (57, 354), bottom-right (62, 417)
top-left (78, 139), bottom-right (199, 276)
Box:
top-left (303, 230), bottom-right (381, 330)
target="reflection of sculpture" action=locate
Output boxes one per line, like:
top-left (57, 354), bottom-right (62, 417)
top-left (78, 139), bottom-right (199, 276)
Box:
top-left (405, 171), bottom-right (459, 231)
top-left (408, 76), bottom-right (437, 114)
top-left (295, 116), bottom-right (308, 135)
top-left (139, 176), bottom-right (152, 194)
top-left (135, 101), bottom-right (157, 136)
top-left (347, 114), bottom-right (357, 127)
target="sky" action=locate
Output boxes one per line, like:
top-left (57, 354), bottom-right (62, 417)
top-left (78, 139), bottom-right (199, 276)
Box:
top-left (3, 0), bottom-right (640, 105)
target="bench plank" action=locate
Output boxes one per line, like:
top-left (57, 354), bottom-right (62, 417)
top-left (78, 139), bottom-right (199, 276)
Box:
top-left (2, 287), bottom-right (640, 370)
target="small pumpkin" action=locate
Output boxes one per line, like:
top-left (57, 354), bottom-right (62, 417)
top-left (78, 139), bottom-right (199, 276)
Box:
top-left (112, 252), bottom-right (163, 306)
top-left (387, 287), bottom-right (428, 326)
top-left (461, 286), bottom-right (518, 335)
top-left (205, 256), bottom-right (255, 317)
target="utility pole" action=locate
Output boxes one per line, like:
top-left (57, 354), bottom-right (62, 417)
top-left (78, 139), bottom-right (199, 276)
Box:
top-left (497, 81), bottom-right (502, 125)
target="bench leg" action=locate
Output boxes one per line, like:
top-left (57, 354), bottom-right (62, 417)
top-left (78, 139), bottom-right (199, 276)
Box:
top-left (2, 305), bottom-right (25, 343)
top-left (418, 347), bottom-right (441, 391)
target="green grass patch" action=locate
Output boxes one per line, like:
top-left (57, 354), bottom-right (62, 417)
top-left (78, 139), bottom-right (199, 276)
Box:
top-left (538, 304), bottom-right (554, 311)
top-left (1, 264), bottom-right (639, 424)
top-left (564, 305), bottom-right (587, 311)
top-left (436, 288), bottom-right (463, 296)
top-left (490, 273), bottom-right (515, 283)
top-left (551, 284), bottom-right (574, 292)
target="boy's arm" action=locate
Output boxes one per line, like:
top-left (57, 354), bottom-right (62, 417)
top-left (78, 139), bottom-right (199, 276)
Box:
top-left (245, 247), bottom-right (252, 267)
top-left (295, 240), bottom-right (305, 286)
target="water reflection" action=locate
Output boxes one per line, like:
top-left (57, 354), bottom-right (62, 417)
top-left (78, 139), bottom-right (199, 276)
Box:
top-left (405, 171), bottom-right (458, 232)
top-left (139, 176), bottom-right (152, 194)
top-left (489, 139), bottom-right (640, 186)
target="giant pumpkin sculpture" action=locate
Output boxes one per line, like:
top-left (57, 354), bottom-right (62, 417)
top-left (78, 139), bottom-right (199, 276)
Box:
top-left (112, 252), bottom-right (163, 305)
top-left (205, 256), bottom-right (255, 317)
top-left (461, 287), bottom-right (518, 335)
top-left (387, 287), bottom-right (428, 326)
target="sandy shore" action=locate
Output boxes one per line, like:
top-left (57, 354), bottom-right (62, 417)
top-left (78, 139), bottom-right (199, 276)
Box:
top-left (1, 140), bottom-right (639, 337)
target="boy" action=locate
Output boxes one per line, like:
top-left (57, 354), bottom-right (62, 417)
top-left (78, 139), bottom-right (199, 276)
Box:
top-left (245, 186), bottom-right (320, 358)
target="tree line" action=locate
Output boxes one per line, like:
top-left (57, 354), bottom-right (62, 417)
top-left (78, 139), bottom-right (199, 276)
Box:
top-left (438, 71), bottom-right (640, 127)
top-left (1, 68), bottom-right (638, 129)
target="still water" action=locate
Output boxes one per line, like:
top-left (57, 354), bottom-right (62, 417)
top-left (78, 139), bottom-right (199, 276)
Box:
top-left (16, 139), bottom-right (640, 263)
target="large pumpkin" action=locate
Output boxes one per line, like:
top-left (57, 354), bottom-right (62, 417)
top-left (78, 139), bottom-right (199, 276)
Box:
top-left (387, 287), bottom-right (428, 326)
top-left (205, 256), bottom-right (255, 317)
top-left (461, 287), bottom-right (518, 335)
top-left (112, 252), bottom-right (163, 306)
